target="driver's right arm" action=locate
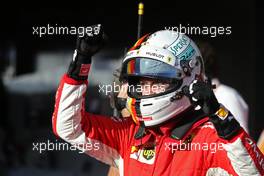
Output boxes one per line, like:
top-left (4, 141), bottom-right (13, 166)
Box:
top-left (52, 73), bottom-right (134, 168)
top-left (51, 25), bottom-right (135, 169)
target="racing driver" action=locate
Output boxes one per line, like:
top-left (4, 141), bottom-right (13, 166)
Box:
top-left (52, 26), bottom-right (264, 176)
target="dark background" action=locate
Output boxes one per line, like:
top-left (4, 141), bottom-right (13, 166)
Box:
top-left (0, 0), bottom-right (261, 175)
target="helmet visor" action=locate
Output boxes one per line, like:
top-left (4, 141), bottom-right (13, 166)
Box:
top-left (121, 58), bottom-right (183, 80)
top-left (121, 58), bottom-right (183, 99)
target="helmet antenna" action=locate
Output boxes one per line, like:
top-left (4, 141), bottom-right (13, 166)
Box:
top-left (137, 2), bottom-right (144, 40)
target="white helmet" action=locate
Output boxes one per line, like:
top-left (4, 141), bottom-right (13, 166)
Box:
top-left (121, 30), bottom-right (205, 127)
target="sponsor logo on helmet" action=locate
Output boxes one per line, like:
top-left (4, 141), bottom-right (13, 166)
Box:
top-left (177, 45), bottom-right (196, 60)
top-left (142, 116), bottom-right (153, 121)
top-left (166, 56), bottom-right (172, 62)
top-left (145, 51), bottom-right (165, 59)
top-left (169, 35), bottom-right (190, 56)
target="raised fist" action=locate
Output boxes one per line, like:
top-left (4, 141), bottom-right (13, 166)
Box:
top-left (76, 24), bottom-right (106, 57)
top-left (68, 24), bottom-right (106, 80)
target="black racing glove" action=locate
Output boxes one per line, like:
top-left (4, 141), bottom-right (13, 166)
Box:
top-left (67, 24), bottom-right (106, 80)
top-left (183, 80), bottom-right (220, 116)
top-left (183, 80), bottom-right (241, 139)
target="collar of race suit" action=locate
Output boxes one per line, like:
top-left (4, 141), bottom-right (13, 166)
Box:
top-left (133, 109), bottom-right (209, 147)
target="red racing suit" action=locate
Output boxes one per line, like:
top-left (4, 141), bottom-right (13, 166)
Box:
top-left (52, 73), bottom-right (264, 176)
